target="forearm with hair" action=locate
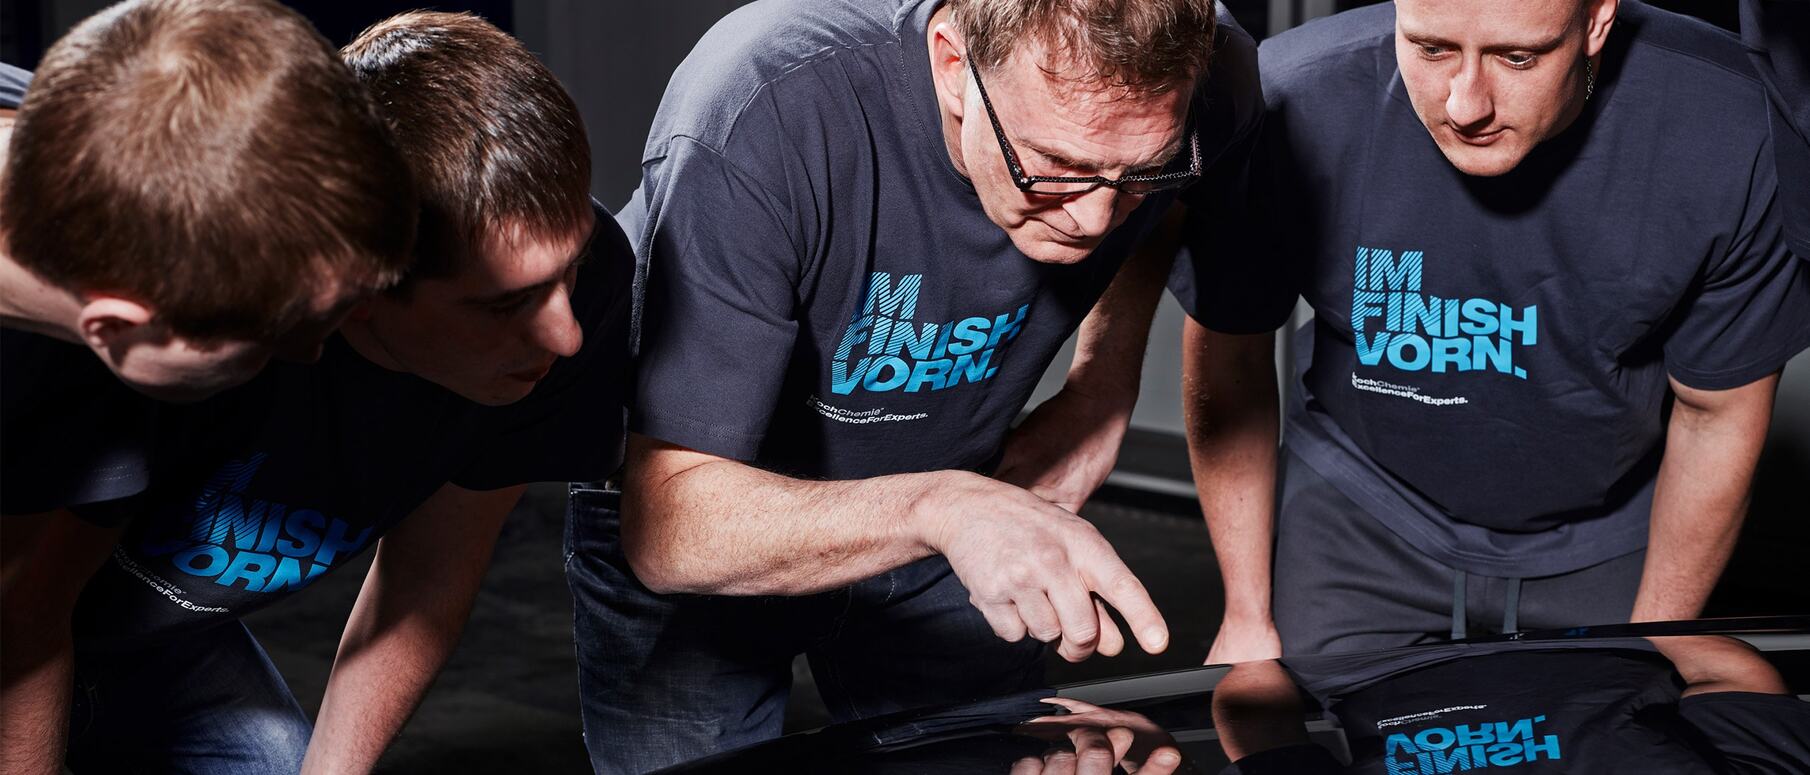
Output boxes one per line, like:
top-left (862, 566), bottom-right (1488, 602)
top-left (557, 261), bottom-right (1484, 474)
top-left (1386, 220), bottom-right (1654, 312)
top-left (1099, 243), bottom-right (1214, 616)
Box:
top-left (1182, 321), bottom-right (1279, 625)
top-left (622, 435), bottom-right (962, 596)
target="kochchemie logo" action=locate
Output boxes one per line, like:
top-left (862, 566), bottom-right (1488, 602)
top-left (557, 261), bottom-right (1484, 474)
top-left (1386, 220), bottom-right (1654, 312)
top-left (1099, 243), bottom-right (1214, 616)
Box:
top-left (1351, 247), bottom-right (1538, 380)
top-left (137, 454), bottom-right (373, 593)
top-left (831, 271), bottom-right (1027, 395)
top-left (1384, 714), bottom-right (1561, 774)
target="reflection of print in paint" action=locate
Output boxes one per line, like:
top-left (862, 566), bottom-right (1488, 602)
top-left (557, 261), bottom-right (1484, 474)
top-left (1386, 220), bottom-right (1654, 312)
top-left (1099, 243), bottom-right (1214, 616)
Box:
top-left (1350, 247), bottom-right (1538, 380)
top-left (1383, 714), bottom-right (1562, 773)
top-left (137, 453), bottom-right (373, 593)
top-left (831, 272), bottom-right (1028, 395)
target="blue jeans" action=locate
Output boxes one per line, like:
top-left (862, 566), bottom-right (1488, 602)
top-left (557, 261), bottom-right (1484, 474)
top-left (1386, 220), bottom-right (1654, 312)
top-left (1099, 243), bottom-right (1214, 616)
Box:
top-left (68, 620), bottom-right (311, 774)
top-left (564, 484), bottom-right (1046, 775)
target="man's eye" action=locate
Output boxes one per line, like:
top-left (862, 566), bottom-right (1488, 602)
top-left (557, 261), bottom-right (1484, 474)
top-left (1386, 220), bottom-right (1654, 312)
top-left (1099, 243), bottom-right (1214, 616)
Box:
top-left (1500, 52), bottom-right (1538, 68)
top-left (1418, 44), bottom-right (1449, 59)
top-left (488, 296), bottom-right (533, 316)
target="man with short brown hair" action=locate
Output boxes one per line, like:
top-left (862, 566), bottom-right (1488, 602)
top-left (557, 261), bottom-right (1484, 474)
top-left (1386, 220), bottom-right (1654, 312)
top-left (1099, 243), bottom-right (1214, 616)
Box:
top-left (1, 2), bottom-right (415, 771)
top-left (3, 9), bottom-right (634, 774)
top-left (0, 0), bottom-right (416, 401)
top-left (569, 0), bottom-right (1262, 769)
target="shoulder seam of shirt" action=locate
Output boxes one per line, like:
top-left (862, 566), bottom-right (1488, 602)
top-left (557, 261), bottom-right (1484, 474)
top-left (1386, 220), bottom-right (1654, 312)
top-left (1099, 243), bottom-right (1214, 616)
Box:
top-left (1268, 29), bottom-right (1394, 92)
top-left (663, 133), bottom-right (811, 273)
top-left (684, 39), bottom-right (897, 159)
top-left (1636, 37), bottom-right (1767, 91)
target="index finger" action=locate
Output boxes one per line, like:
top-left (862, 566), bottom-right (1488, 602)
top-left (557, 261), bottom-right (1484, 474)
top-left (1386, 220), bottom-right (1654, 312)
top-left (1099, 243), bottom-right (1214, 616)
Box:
top-left (1082, 561), bottom-right (1168, 655)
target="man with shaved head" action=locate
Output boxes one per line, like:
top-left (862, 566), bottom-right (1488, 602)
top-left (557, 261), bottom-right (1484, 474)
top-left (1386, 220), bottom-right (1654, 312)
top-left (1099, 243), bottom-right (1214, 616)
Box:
top-left (1181, 0), bottom-right (1810, 662)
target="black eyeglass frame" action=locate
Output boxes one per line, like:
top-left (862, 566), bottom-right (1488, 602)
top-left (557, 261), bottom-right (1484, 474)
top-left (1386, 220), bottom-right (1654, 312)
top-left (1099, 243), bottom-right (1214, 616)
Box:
top-left (966, 59), bottom-right (1203, 196)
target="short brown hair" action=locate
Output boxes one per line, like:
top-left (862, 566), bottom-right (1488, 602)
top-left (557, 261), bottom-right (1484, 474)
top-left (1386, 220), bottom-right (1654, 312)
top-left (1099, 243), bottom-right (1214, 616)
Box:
top-left (0, 0), bottom-right (417, 340)
top-left (341, 11), bottom-right (591, 288)
top-left (950, 0), bottom-right (1217, 92)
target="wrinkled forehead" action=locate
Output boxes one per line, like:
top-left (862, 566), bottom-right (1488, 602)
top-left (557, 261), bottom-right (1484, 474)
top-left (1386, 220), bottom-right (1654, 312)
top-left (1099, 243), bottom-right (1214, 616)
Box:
top-left (984, 41), bottom-right (1193, 132)
top-left (1395, 0), bottom-right (1583, 48)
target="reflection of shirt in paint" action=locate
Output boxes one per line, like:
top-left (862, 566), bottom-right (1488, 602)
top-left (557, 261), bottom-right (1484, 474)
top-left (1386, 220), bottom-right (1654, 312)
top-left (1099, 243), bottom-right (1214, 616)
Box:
top-left (137, 454), bottom-right (371, 595)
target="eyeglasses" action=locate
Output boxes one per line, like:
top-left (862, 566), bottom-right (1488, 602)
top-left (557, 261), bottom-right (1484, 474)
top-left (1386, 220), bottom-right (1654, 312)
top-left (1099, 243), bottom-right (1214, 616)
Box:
top-left (967, 59), bottom-right (1202, 196)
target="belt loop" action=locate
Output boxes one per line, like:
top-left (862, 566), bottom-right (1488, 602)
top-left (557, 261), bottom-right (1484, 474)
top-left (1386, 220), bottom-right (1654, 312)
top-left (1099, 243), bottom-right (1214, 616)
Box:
top-left (1503, 577), bottom-right (1523, 634)
top-left (1451, 570), bottom-right (1468, 640)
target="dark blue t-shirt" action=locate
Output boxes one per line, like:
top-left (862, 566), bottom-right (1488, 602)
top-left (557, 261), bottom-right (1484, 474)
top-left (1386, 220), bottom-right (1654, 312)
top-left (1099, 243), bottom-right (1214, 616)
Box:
top-left (620, 0), bottom-right (1262, 480)
top-left (1740, 0), bottom-right (1810, 258)
top-left (1, 63), bottom-right (160, 523)
top-left (1188, 2), bottom-right (1810, 576)
top-left (70, 218), bottom-right (634, 646)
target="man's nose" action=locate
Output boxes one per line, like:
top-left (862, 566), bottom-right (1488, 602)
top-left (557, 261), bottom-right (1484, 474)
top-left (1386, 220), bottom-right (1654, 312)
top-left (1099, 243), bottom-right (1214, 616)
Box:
top-left (530, 289), bottom-right (584, 358)
top-left (1446, 60), bottom-right (1495, 130)
top-left (1062, 185), bottom-right (1121, 238)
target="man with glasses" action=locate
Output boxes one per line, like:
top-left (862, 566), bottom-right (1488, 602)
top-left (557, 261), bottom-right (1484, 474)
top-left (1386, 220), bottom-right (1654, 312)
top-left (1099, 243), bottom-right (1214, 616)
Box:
top-left (570, 0), bottom-right (1262, 770)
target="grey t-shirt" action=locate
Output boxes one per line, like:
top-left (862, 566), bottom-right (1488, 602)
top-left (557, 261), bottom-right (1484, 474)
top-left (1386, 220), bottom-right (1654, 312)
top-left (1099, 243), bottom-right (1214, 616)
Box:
top-left (1184, 2), bottom-right (1810, 577)
top-left (621, 0), bottom-right (1262, 479)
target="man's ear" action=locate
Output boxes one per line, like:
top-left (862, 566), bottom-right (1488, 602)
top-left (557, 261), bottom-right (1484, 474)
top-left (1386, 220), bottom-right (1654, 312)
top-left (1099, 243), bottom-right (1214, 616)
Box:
top-left (928, 20), bottom-right (969, 121)
top-left (74, 296), bottom-right (156, 352)
top-left (1584, 0), bottom-right (1619, 58)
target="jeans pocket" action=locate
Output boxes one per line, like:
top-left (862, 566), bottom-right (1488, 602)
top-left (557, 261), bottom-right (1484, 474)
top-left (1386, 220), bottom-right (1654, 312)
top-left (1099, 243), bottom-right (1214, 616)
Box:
top-left (565, 483), bottom-right (623, 565)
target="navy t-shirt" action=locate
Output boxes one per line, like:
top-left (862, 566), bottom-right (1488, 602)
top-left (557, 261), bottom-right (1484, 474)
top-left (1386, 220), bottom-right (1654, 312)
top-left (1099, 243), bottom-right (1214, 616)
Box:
top-left (1188, 2), bottom-right (1810, 576)
top-left (621, 0), bottom-right (1262, 480)
top-left (1, 63), bottom-right (160, 523)
top-left (1740, 0), bottom-right (1810, 258)
top-left (70, 219), bottom-right (634, 646)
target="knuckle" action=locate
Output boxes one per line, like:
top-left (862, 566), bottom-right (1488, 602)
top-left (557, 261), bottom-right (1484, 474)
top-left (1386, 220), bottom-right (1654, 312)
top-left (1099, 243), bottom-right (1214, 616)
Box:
top-left (1104, 573), bottom-right (1145, 599)
top-left (1032, 544), bottom-right (1069, 569)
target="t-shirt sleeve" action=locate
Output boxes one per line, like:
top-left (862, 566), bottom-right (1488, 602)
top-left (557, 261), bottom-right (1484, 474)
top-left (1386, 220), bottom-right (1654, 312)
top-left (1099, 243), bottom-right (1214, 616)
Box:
top-left (1676, 692), bottom-right (1810, 774)
top-left (452, 213), bottom-right (636, 490)
top-left (626, 136), bottom-right (806, 461)
top-left (1662, 134), bottom-right (1810, 390)
top-left (1171, 17), bottom-right (1299, 335)
top-left (1, 62), bottom-right (30, 107)
top-left (1740, 0), bottom-right (1810, 259)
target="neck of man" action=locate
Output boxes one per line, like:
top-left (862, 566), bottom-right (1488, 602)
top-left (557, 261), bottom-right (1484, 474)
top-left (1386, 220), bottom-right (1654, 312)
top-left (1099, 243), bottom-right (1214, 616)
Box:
top-left (335, 314), bottom-right (411, 374)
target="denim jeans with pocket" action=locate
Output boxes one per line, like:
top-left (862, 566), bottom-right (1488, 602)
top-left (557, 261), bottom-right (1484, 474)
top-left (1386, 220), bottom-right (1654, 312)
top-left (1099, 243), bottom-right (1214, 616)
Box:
top-left (564, 483), bottom-right (1046, 774)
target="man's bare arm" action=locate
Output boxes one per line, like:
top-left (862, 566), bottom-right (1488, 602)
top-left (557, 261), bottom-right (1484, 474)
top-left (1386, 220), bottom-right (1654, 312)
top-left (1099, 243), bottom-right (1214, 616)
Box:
top-left (1, 510), bottom-right (124, 775)
top-left (1182, 319), bottom-right (1281, 664)
top-left (996, 205), bottom-right (1178, 512)
top-left (301, 483), bottom-right (525, 774)
top-left (624, 435), bottom-right (1168, 662)
top-left (1632, 373), bottom-right (1778, 622)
